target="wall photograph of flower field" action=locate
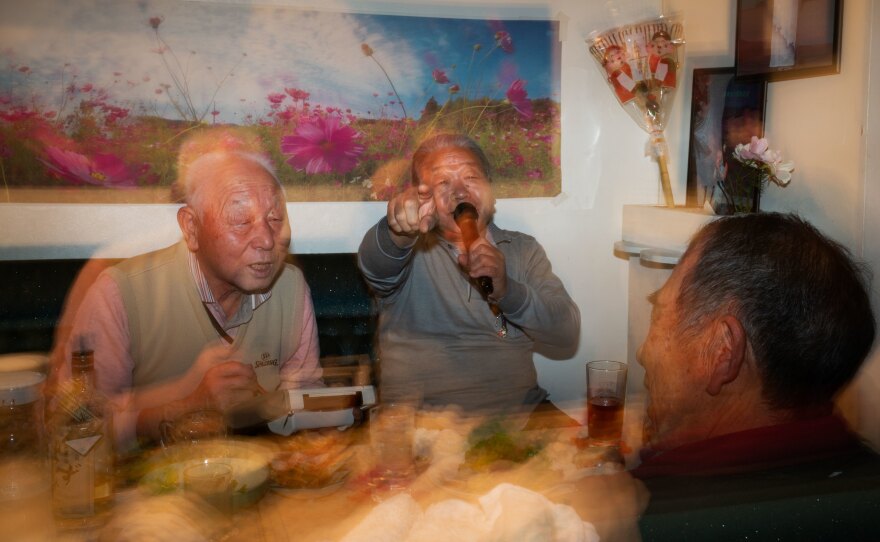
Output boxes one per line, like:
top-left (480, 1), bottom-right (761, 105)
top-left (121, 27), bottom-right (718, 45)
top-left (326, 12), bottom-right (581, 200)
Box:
top-left (0, 0), bottom-right (561, 203)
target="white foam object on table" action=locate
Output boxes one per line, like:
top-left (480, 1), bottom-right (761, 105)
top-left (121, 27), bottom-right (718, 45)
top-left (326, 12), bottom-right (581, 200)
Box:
top-left (267, 385), bottom-right (376, 436)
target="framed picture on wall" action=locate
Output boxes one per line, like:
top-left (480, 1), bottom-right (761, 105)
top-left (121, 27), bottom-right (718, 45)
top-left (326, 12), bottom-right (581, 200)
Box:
top-left (735, 0), bottom-right (843, 81)
top-left (0, 1), bottom-right (561, 204)
top-left (686, 67), bottom-right (767, 208)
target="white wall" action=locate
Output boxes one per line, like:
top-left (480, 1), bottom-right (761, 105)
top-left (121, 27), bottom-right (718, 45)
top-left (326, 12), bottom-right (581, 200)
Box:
top-left (1, 0), bottom-right (877, 439)
top-left (668, 0), bottom-right (877, 445)
top-left (859, 1), bottom-right (880, 447)
top-left (0, 0), bottom-right (667, 420)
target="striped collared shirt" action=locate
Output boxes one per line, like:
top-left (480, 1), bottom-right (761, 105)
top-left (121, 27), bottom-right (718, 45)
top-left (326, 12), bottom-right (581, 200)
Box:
top-left (187, 251), bottom-right (272, 332)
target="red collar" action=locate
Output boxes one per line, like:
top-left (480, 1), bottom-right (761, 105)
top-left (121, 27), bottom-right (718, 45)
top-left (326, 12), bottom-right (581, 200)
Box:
top-left (632, 414), bottom-right (864, 479)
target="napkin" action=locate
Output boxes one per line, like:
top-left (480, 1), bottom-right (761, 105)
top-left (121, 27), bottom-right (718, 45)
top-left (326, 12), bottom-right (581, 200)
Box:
top-left (339, 492), bottom-right (423, 542)
top-left (339, 483), bottom-right (599, 542)
top-left (479, 483), bottom-right (599, 542)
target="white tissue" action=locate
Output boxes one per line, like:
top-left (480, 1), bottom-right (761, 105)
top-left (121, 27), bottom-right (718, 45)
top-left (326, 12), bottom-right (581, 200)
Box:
top-left (339, 483), bottom-right (598, 542)
top-left (480, 484), bottom-right (599, 542)
top-left (339, 493), bottom-right (423, 542)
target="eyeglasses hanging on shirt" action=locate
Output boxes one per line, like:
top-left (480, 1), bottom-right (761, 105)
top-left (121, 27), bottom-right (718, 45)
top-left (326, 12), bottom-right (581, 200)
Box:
top-left (465, 276), bottom-right (508, 339)
top-left (490, 303), bottom-right (509, 338)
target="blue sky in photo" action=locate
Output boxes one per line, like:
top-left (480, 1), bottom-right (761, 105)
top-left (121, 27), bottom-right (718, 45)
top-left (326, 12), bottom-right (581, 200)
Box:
top-left (0, 0), bottom-right (560, 124)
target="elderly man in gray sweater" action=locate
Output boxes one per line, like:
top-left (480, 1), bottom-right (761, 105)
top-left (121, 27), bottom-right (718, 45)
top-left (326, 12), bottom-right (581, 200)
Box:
top-left (358, 133), bottom-right (580, 418)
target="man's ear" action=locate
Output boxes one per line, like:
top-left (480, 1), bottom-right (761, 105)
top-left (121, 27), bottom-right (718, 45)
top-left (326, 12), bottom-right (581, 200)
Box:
top-left (705, 315), bottom-right (748, 396)
top-left (177, 206), bottom-right (199, 252)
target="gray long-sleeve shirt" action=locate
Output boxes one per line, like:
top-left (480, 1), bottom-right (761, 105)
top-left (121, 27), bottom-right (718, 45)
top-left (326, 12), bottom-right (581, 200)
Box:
top-left (358, 218), bottom-right (580, 414)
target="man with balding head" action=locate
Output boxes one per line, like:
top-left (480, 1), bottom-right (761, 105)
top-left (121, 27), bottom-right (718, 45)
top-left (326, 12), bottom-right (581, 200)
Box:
top-left (54, 128), bottom-right (322, 450)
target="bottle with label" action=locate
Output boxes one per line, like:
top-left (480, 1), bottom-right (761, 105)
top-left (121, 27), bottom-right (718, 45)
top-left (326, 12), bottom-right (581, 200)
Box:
top-left (49, 349), bottom-right (114, 527)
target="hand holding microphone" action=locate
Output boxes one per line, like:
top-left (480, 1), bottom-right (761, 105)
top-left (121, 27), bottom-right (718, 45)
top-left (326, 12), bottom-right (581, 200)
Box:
top-left (453, 202), bottom-right (496, 296)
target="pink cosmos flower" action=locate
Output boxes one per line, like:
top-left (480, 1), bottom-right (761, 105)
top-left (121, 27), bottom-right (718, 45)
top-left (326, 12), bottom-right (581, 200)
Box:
top-left (734, 136), bottom-right (769, 161)
top-left (432, 69), bottom-right (449, 84)
top-left (267, 93), bottom-right (286, 105)
top-left (277, 108), bottom-right (296, 123)
top-left (40, 147), bottom-right (140, 188)
top-left (0, 108), bottom-right (37, 122)
top-left (506, 80), bottom-right (533, 120)
top-left (448, 84), bottom-right (460, 95)
top-left (494, 31), bottom-right (514, 53)
top-left (280, 116), bottom-right (365, 174)
top-left (732, 136), bottom-right (794, 185)
top-left (101, 104), bottom-right (129, 123)
top-left (285, 88), bottom-right (310, 101)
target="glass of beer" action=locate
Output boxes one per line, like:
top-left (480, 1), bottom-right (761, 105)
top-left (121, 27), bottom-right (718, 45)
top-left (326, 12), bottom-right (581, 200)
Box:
top-left (586, 360), bottom-right (627, 446)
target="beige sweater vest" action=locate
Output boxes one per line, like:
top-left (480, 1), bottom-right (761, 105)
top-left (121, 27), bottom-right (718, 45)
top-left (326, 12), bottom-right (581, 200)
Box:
top-left (106, 242), bottom-right (305, 392)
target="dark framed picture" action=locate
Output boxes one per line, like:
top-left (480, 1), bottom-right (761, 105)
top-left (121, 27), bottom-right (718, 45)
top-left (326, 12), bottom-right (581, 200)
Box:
top-left (735, 0), bottom-right (842, 81)
top-left (686, 67), bottom-right (768, 208)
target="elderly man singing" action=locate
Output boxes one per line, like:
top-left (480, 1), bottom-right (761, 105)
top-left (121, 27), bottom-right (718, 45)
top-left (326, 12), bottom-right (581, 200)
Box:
top-left (52, 128), bottom-right (322, 450)
top-left (358, 133), bottom-right (579, 419)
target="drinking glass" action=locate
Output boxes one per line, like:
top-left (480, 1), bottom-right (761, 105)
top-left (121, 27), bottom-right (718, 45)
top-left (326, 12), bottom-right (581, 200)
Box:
top-left (369, 402), bottom-right (416, 495)
top-left (161, 408), bottom-right (227, 447)
top-left (586, 360), bottom-right (627, 446)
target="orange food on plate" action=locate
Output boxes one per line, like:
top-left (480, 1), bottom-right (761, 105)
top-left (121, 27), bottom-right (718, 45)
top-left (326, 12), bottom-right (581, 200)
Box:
top-left (270, 428), bottom-right (354, 489)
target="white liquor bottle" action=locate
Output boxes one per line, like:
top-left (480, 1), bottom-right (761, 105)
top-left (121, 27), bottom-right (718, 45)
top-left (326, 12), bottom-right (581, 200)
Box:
top-left (49, 349), bottom-right (114, 527)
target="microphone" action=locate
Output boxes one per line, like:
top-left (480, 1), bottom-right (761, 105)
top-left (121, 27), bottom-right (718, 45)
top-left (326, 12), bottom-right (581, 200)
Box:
top-left (453, 202), bottom-right (493, 295)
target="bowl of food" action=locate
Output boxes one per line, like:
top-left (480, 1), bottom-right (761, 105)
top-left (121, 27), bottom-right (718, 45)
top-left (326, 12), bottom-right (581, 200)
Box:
top-left (140, 438), bottom-right (273, 510)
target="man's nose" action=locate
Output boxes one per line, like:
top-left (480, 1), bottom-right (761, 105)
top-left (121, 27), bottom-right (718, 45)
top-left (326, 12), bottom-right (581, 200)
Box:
top-left (252, 218), bottom-right (276, 250)
top-left (451, 179), bottom-right (469, 201)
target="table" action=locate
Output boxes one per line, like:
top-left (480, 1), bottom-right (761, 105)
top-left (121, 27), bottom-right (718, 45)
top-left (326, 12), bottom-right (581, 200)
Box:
top-left (53, 406), bottom-right (646, 542)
